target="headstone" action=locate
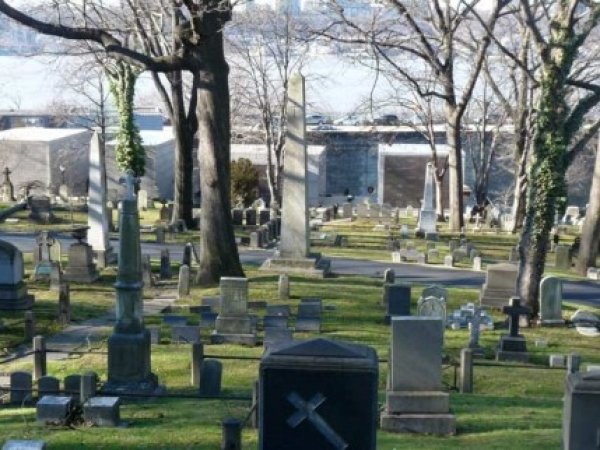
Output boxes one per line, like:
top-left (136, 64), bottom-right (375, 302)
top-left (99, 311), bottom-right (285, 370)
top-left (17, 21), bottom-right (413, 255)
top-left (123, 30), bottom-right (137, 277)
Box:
top-left (64, 242), bottom-right (99, 283)
top-left (539, 276), bottom-right (564, 325)
top-left (384, 284), bottom-right (411, 325)
top-left (263, 327), bottom-right (293, 350)
top-left (222, 417), bottom-right (242, 450)
top-left (459, 348), bottom-right (473, 394)
top-left (182, 243), bottom-right (193, 267)
top-left (259, 338), bottom-right (379, 450)
top-left (278, 274), bottom-right (290, 300)
top-left (211, 277), bottom-right (257, 345)
top-left (104, 170), bottom-right (161, 395)
top-left (160, 249), bottom-right (172, 279)
top-left (421, 285), bottom-right (447, 302)
top-left (381, 317), bottom-right (456, 435)
top-left (586, 267), bottom-right (599, 280)
top-left (444, 255), bottom-right (454, 267)
top-left (87, 133), bottom-right (114, 267)
top-left (496, 297), bottom-right (530, 362)
top-left (555, 245), bottom-right (571, 270)
top-left (0, 240), bottom-right (33, 309)
top-left (549, 354), bottom-right (566, 368)
top-left (49, 263), bottom-right (62, 292)
top-left (80, 372), bottom-right (97, 404)
top-left (417, 296), bottom-right (447, 325)
top-left (171, 325), bottom-right (200, 344)
top-left (199, 359), bottom-right (222, 396)
top-left (0, 167), bottom-right (15, 202)
top-left (245, 208), bottom-right (257, 226)
top-left (10, 371), bottom-right (32, 405)
top-left (64, 374), bottom-right (81, 398)
top-left (83, 397), bottom-right (121, 427)
top-left (480, 263), bottom-right (518, 309)
top-left (342, 203), bottom-right (352, 218)
top-left (473, 256), bottom-right (482, 271)
top-left (155, 226), bottom-right (165, 244)
top-left (383, 268), bottom-right (395, 284)
top-left (562, 371), bottom-right (600, 450)
top-left (232, 208), bottom-right (243, 225)
top-left (137, 189), bottom-right (149, 210)
top-left (37, 395), bottom-right (74, 425)
top-left (37, 376), bottom-right (60, 397)
top-left (468, 307), bottom-right (485, 356)
top-left (259, 209), bottom-right (270, 225)
top-left (178, 265), bottom-right (190, 298)
top-left (417, 163), bottom-right (437, 235)
top-left (249, 231), bottom-right (261, 249)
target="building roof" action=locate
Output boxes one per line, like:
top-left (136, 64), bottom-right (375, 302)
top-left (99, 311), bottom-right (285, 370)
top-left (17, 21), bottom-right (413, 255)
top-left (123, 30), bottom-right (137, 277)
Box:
top-left (0, 127), bottom-right (89, 142)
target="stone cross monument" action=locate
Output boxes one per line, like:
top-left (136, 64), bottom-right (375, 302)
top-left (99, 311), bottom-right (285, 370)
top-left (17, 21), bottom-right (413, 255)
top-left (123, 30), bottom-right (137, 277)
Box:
top-left (0, 167), bottom-right (15, 202)
top-left (104, 170), bottom-right (161, 395)
top-left (87, 132), bottom-right (113, 268)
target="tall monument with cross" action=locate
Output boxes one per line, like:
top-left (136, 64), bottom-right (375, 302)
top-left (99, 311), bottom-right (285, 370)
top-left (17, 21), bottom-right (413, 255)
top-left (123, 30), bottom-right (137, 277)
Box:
top-left (261, 73), bottom-right (330, 277)
top-left (0, 167), bottom-right (15, 203)
top-left (104, 170), bottom-right (162, 394)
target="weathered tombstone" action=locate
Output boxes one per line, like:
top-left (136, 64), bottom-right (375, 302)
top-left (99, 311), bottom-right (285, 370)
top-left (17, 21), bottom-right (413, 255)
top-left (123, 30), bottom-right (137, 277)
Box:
top-left (473, 256), bottom-right (482, 271)
top-left (64, 242), bottom-right (99, 283)
top-left (83, 397), bottom-right (121, 427)
top-left (539, 276), bottom-right (564, 325)
top-left (232, 208), bottom-right (243, 225)
top-left (421, 285), bottom-right (447, 302)
top-left (417, 163), bottom-right (437, 237)
top-left (211, 277), bottom-right (256, 345)
top-left (586, 267), bottom-right (599, 280)
top-left (381, 317), bottom-right (456, 435)
top-left (562, 371), bottom-right (600, 450)
top-left (555, 245), bottom-right (571, 270)
top-left (417, 296), bottom-right (447, 325)
top-left (37, 395), bottom-right (74, 425)
top-left (171, 325), bottom-right (200, 344)
top-left (297, 302), bottom-right (321, 318)
top-left (383, 268), bottom-right (395, 284)
top-left (496, 297), bottom-right (530, 362)
top-left (259, 209), bottom-right (270, 225)
top-left (0, 167), bottom-right (15, 202)
top-left (259, 338), bottom-right (378, 450)
top-left (182, 242), bottom-right (192, 267)
top-left (249, 231), bottom-right (261, 249)
top-left (80, 372), bottom-right (97, 404)
top-left (87, 133), bottom-right (114, 267)
top-left (199, 359), bottom-right (222, 396)
top-left (459, 348), bottom-right (474, 394)
top-left (32, 336), bottom-right (46, 381)
top-left (0, 240), bottom-right (33, 309)
top-left (160, 249), bottom-right (172, 279)
top-left (137, 189), bottom-right (149, 210)
top-left (49, 263), bottom-right (62, 292)
top-left (104, 171), bottom-right (161, 395)
top-left (468, 307), bottom-right (485, 357)
top-left (479, 263), bottom-right (518, 308)
top-left (178, 265), bottom-right (190, 298)
top-left (444, 255), bottom-right (454, 267)
top-left (263, 327), bottom-right (293, 350)
top-left (278, 274), bottom-right (290, 300)
top-left (11, 371), bottom-right (32, 404)
top-left (64, 374), bottom-right (81, 398)
top-left (384, 284), bottom-right (411, 325)
top-left (37, 376), bottom-right (60, 397)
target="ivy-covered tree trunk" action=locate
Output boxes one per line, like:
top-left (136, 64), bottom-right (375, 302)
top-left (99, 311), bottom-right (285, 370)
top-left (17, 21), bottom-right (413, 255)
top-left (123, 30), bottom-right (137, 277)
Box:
top-left (195, 21), bottom-right (244, 284)
top-left (518, 62), bottom-right (569, 316)
top-left (107, 62), bottom-right (145, 177)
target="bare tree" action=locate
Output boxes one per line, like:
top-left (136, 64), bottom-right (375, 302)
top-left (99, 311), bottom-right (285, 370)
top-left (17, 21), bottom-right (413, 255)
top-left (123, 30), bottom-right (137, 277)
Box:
top-left (0, 0), bottom-right (244, 283)
top-left (317, 0), bottom-right (508, 230)
top-left (227, 7), bottom-right (308, 210)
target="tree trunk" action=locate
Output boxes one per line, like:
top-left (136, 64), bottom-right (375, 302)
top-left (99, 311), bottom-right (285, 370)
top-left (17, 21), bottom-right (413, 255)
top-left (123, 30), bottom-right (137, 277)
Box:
top-left (170, 72), bottom-right (195, 229)
top-left (434, 175), bottom-right (444, 220)
top-left (195, 28), bottom-right (244, 284)
top-left (576, 136), bottom-right (600, 275)
top-left (510, 172), bottom-right (527, 233)
top-left (446, 116), bottom-right (464, 231)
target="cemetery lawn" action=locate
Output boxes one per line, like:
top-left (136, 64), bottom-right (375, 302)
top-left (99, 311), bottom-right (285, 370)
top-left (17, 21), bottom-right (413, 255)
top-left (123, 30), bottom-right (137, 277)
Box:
top-left (0, 266), bottom-right (598, 448)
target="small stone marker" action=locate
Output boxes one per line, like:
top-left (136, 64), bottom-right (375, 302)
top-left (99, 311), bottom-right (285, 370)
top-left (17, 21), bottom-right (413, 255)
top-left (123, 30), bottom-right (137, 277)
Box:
top-left (37, 376), bottom-right (60, 397)
top-left (222, 417), bottom-right (242, 450)
top-left (586, 267), bottom-right (599, 280)
top-left (444, 255), bottom-right (454, 267)
top-left (539, 276), bottom-right (564, 325)
top-left (10, 371), bottom-right (32, 405)
top-left (0, 240), bottom-right (34, 310)
top-left (80, 372), bottom-right (97, 404)
top-left (83, 397), bottom-right (121, 427)
top-left (199, 359), bottom-right (222, 396)
top-left (191, 342), bottom-right (204, 387)
top-left (64, 242), bottom-right (99, 283)
top-left (263, 327), bottom-right (293, 350)
top-left (480, 263), bottom-right (518, 309)
top-left (383, 268), bottom-right (395, 284)
top-left (32, 336), bottom-right (46, 381)
top-left (555, 245), bottom-right (571, 270)
top-left (259, 338), bottom-right (379, 449)
top-left (384, 284), bottom-right (411, 324)
top-left (562, 371), bottom-right (600, 449)
top-left (212, 277), bottom-right (256, 345)
top-left (160, 249), bottom-right (172, 279)
top-left (178, 265), bottom-right (190, 298)
top-left (459, 348), bottom-right (473, 393)
top-left (142, 254), bottom-right (154, 287)
top-left (36, 395), bottom-right (74, 425)
top-left (496, 297), bottom-right (530, 362)
top-left (64, 374), bottom-right (81, 398)
top-left (549, 354), bottom-right (566, 368)
top-left (278, 274), bottom-right (290, 300)
top-left (473, 256), bottom-right (482, 271)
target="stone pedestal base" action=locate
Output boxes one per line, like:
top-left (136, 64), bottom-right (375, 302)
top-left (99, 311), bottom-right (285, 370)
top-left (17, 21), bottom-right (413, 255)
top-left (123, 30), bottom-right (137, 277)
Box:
top-left (381, 412), bottom-right (456, 435)
top-left (210, 331), bottom-right (257, 346)
top-left (0, 282), bottom-right (34, 310)
top-left (65, 266), bottom-right (99, 283)
top-left (104, 330), bottom-right (162, 396)
top-left (260, 254), bottom-right (330, 278)
top-left (386, 391), bottom-right (449, 414)
top-left (540, 319), bottom-right (565, 327)
top-left (496, 335), bottom-right (529, 362)
top-left (215, 316), bottom-right (252, 335)
top-left (496, 350), bottom-right (529, 363)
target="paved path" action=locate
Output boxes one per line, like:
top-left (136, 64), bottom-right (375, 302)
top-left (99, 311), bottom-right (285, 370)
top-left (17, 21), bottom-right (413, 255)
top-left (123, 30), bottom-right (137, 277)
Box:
top-left (3, 232), bottom-right (599, 305)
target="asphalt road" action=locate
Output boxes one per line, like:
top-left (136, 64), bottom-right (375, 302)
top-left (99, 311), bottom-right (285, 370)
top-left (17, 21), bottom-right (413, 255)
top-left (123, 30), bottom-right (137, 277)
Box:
top-left (3, 232), bottom-right (599, 306)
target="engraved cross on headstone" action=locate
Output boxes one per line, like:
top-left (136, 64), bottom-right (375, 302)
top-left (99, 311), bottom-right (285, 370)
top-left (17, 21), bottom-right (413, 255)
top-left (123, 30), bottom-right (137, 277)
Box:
top-left (35, 231), bottom-right (55, 262)
top-left (286, 391), bottom-right (348, 450)
top-left (502, 297), bottom-right (530, 337)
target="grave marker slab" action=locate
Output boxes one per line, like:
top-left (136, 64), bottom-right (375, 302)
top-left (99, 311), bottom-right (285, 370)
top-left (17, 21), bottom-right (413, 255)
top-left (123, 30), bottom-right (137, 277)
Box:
top-left (36, 395), bottom-right (73, 425)
top-left (480, 263), bottom-right (518, 309)
top-left (539, 276), bottom-right (564, 325)
top-left (0, 240), bottom-right (33, 309)
top-left (83, 397), bottom-right (121, 427)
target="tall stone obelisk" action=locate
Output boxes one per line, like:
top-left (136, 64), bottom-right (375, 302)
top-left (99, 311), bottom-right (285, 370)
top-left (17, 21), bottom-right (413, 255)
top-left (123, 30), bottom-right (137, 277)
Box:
top-left (87, 132), bottom-right (113, 267)
top-left (261, 74), bottom-right (329, 277)
top-left (104, 170), bottom-right (160, 394)
top-left (418, 162), bottom-right (437, 236)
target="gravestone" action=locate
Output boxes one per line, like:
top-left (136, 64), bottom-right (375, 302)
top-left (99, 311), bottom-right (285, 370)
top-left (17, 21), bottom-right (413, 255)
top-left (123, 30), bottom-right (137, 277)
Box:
top-left (384, 268), bottom-right (395, 284)
top-left (37, 376), bottom-right (60, 397)
top-left (28, 195), bottom-right (54, 223)
top-left (381, 317), bottom-right (456, 435)
top-left (200, 312), bottom-right (218, 328)
top-left (417, 296), bottom-right (447, 325)
top-left (0, 167), bottom-right (15, 202)
top-left (11, 371), bottom-right (32, 404)
top-left (421, 285), bottom-right (447, 302)
top-left (341, 203), bottom-right (352, 218)
top-left (384, 284), bottom-right (411, 325)
top-left (178, 265), bottom-right (190, 298)
top-left (562, 370), bottom-right (600, 450)
top-left (104, 171), bottom-right (161, 395)
top-left (417, 163), bottom-right (437, 236)
top-left (261, 74), bottom-right (329, 277)
top-left (278, 274), bottom-right (290, 300)
top-left (468, 307), bottom-right (485, 356)
top-left (249, 232), bottom-right (261, 249)
top-left (211, 277), bottom-right (257, 345)
top-left (32, 232), bottom-right (59, 282)
top-left (245, 208), bottom-right (257, 226)
top-left (171, 325), bottom-right (200, 344)
top-left (83, 397), bottom-right (121, 427)
top-left (264, 315), bottom-right (288, 329)
top-left (263, 327), bottom-right (293, 350)
top-left (160, 249), bottom-right (172, 279)
top-left (480, 263), bottom-right (518, 309)
top-left (142, 254), bottom-right (154, 288)
top-left (232, 209), bottom-right (243, 225)
top-left (87, 133), bottom-right (114, 267)
top-left (539, 276), bottom-right (564, 325)
top-left (295, 302), bottom-right (322, 332)
top-left (496, 297), bottom-right (530, 362)
top-left (259, 209), bottom-right (270, 225)
top-left (49, 264), bottom-right (62, 292)
top-left (473, 256), bottom-right (482, 271)
top-left (0, 240), bottom-right (33, 309)
top-left (64, 242), bottom-right (99, 283)
top-left (259, 338), bottom-right (378, 450)
top-left (182, 243), bottom-right (192, 267)
top-left (444, 255), bottom-right (454, 267)
top-left (199, 359), bottom-right (222, 396)
top-left (137, 189), bottom-right (149, 210)
top-left (555, 245), bottom-right (571, 270)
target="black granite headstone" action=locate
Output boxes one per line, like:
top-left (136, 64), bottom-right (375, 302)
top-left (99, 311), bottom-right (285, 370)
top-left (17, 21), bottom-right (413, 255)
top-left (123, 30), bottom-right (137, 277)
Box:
top-left (384, 284), bottom-right (411, 324)
top-left (259, 338), bottom-right (378, 450)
